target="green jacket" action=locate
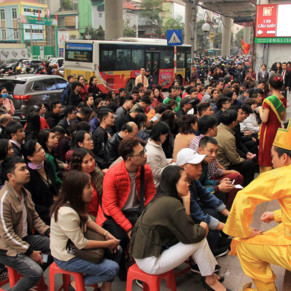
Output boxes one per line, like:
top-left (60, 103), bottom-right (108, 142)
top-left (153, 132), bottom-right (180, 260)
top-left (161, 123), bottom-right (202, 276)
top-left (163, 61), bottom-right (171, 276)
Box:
top-left (129, 196), bottom-right (206, 259)
top-left (163, 97), bottom-right (181, 112)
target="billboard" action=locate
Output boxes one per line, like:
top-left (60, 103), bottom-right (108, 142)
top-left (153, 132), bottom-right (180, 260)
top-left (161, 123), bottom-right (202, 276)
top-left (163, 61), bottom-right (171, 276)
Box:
top-left (256, 4), bottom-right (291, 38)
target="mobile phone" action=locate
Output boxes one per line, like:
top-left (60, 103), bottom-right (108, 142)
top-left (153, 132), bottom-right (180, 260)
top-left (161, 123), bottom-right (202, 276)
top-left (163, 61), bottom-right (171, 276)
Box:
top-left (231, 180), bottom-right (235, 185)
top-left (41, 254), bottom-right (48, 263)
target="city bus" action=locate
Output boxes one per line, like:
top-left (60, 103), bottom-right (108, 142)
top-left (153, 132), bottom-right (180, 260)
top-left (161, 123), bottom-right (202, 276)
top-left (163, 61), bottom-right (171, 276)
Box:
top-left (64, 38), bottom-right (191, 93)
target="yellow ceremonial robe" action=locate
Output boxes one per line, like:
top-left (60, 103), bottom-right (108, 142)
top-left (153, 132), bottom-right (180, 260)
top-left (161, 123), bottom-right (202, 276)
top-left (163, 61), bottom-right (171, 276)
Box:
top-left (223, 165), bottom-right (291, 290)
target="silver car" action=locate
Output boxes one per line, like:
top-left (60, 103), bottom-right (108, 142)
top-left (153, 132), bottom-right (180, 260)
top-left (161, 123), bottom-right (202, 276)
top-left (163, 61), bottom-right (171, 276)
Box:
top-left (0, 74), bottom-right (68, 117)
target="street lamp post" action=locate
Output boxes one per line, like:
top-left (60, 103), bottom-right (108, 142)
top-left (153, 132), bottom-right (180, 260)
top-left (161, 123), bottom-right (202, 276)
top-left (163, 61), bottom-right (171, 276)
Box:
top-left (202, 22), bottom-right (210, 57)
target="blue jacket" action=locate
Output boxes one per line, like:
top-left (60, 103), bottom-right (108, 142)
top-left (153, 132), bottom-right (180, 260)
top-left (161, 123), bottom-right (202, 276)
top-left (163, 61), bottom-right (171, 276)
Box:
top-left (189, 180), bottom-right (225, 230)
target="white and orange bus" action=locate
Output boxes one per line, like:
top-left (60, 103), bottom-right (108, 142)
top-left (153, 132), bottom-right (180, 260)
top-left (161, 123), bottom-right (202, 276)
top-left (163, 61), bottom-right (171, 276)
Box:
top-left (64, 38), bottom-right (191, 93)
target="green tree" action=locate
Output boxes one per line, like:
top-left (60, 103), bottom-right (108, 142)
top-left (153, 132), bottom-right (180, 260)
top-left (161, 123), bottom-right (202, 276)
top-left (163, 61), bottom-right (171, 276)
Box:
top-left (213, 32), bottom-right (222, 49)
top-left (234, 28), bottom-right (244, 48)
top-left (84, 26), bottom-right (105, 40)
top-left (162, 16), bottom-right (184, 39)
top-left (123, 20), bottom-right (136, 37)
top-left (62, 0), bottom-right (73, 10)
top-left (139, 0), bottom-right (164, 37)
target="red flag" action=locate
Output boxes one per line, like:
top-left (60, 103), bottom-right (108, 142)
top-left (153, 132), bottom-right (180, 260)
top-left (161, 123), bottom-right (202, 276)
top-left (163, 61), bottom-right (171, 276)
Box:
top-left (38, 10), bottom-right (41, 21)
top-left (55, 12), bottom-right (58, 20)
top-left (241, 39), bottom-right (251, 54)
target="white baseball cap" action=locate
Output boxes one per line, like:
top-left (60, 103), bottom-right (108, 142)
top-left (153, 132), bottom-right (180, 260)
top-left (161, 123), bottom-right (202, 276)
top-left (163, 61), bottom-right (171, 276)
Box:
top-left (176, 148), bottom-right (206, 166)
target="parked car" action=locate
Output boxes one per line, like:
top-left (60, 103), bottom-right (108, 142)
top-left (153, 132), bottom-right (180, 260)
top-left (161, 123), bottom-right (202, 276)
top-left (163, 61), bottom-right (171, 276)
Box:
top-left (48, 57), bottom-right (64, 68)
top-left (0, 74), bottom-right (68, 118)
top-left (29, 60), bottom-right (42, 71)
top-left (2, 58), bottom-right (30, 73)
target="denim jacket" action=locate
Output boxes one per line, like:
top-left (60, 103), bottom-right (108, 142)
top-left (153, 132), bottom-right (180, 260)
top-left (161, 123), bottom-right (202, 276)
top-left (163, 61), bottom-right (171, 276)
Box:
top-left (189, 180), bottom-right (226, 230)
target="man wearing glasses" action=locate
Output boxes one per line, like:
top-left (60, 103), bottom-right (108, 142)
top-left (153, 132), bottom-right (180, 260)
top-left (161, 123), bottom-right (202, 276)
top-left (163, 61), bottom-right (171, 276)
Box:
top-left (98, 137), bottom-right (156, 281)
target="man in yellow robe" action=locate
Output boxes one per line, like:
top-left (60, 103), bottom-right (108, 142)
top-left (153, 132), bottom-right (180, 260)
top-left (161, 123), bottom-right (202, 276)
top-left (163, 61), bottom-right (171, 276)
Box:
top-left (223, 119), bottom-right (291, 291)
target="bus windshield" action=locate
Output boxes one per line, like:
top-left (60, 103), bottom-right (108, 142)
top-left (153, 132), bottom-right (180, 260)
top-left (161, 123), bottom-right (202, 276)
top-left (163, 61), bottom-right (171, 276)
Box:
top-left (65, 43), bottom-right (93, 63)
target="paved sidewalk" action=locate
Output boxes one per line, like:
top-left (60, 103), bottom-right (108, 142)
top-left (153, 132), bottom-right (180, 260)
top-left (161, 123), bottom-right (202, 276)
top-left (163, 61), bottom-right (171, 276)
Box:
top-left (1, 200), bottom-right (285, 291)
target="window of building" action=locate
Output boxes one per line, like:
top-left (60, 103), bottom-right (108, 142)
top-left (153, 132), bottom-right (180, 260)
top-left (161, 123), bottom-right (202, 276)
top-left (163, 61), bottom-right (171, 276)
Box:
top-left (12, 8), bottom-right (17, 19)
top-left (13, 29), bottom-right (19, 39)
top-left (99, 13), bottom-right (102, 18)
top-left (0, 9), bottom-right (5, 20)
top-left (23, 8), bottom-right (41, 14)
top-left (1, 30), bottom-right (7, 40)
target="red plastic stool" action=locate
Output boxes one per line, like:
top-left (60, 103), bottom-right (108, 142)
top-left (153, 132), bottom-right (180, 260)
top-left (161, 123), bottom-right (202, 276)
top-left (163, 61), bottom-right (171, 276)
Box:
top-left (49, 262), bottom-right (99, 291)
top-left (126, 263), bottom-right (177, 291)
top-left (6, 266), bottom-right (48, 290)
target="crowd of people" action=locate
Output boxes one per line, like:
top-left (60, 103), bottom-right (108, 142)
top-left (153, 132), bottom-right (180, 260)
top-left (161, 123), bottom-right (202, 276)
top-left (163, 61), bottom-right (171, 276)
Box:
top-left (0, 57), bottom-right (290, 291)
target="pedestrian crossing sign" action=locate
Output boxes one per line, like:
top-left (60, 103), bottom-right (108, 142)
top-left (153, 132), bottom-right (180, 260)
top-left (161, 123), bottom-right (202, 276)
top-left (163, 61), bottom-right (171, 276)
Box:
top-left (167, 30), bottom-right (182, 46)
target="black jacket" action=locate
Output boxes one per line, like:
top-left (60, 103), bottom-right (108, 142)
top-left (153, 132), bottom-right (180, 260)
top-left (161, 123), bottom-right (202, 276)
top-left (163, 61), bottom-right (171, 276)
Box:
top-left (11, 142), bottom-right (23, 158)
top-left (57, 117), bottom-right (70, 130)
top-left (45, 112), bottom-right (62, 129)
top-left (114, 113), bottom-right (136, 132)
top-left (105, 132), bottom-right (122, 165)
top-left (24, 160), bottom-right (59, 225)
top-left (68, 91), bottom-right (82, 106)
top-left (92, 126), bottom-right (109, 169)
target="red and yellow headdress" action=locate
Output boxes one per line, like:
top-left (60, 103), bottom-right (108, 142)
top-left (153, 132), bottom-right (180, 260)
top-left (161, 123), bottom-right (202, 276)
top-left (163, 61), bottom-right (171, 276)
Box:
top-left (273, 119), bottom-right (291, 150)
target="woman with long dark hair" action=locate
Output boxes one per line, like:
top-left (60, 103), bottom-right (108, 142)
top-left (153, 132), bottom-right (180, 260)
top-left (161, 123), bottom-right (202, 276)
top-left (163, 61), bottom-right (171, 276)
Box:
top-left (50, 171), bottom-right (120, 291)
top-left (38, 129), bottom-right (65, 185)
top-left (130, 166), bottom-right (229, 291)
top-left (145, 121), bottom-right (171, 188)
top-left (25, 112), bottom-right (41, 142)
top-left (173, 114), bottom-right (198, 160)
top-left (71, 148), bottom-right (104, 221)
top-left (160, 110), bottom-right (178, 158)
top-left (65, 130), bottom-right (94, 163)
top-left (88, 76), bottom-right (101, 98)
top-left (78, 75), bottom-right (89, 101)
top-left (23, 140), bottom-right (59, 225)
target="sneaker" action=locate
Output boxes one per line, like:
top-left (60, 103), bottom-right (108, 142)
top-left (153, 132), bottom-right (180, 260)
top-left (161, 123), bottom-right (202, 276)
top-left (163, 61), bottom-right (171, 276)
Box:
top-left (135, 279), bottom-right (143, 288)
top-left (214, 247), bottom-right (229, 258)
top-left (190, 261), bottom-right (221, 274)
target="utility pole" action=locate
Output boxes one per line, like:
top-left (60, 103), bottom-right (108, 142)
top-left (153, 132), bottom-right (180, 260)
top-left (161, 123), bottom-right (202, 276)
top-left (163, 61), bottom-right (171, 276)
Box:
top-left (190, 0), bottom-right (197, 66)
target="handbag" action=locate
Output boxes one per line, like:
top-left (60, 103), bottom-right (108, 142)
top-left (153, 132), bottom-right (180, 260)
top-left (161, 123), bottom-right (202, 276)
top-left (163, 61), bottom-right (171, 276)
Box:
top-left (66, 229), bottom-right (106, 264)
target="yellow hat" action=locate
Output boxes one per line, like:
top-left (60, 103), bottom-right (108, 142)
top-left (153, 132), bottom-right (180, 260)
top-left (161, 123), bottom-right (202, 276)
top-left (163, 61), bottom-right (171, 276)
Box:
top-left (273, 119), bottom-right (291, 150)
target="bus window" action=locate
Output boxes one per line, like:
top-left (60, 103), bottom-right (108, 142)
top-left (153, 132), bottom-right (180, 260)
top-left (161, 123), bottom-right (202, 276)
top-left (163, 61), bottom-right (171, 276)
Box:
top-left (177, 52), bottom-right (185, 68)
top-left (100, 49), bottom-right (116, 71)
top-left (116, 49), bottom-right (131, 70)
top-left (132, 49), bottom-right (144, 70)
top-left (160, 50), bottom-right (173, 69)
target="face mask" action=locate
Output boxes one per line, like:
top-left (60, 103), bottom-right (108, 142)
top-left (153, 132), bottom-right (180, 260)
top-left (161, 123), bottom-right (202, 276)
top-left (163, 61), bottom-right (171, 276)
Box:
top-left (1, 94), bottom-right (8, 98)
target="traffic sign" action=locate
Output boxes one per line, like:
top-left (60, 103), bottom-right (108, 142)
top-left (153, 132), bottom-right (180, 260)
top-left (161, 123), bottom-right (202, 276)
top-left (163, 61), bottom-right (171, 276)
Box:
top-left (256, 5), bottom-right (277, 37)
top-left (167, 30), bottom-right (182, 46)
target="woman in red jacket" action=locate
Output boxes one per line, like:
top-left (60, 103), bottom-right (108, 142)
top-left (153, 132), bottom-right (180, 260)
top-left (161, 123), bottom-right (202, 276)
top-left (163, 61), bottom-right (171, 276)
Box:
top-left (71, 148), bottom-right (105, 222)
top-left (78, 75), bottom-right (89, 101)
